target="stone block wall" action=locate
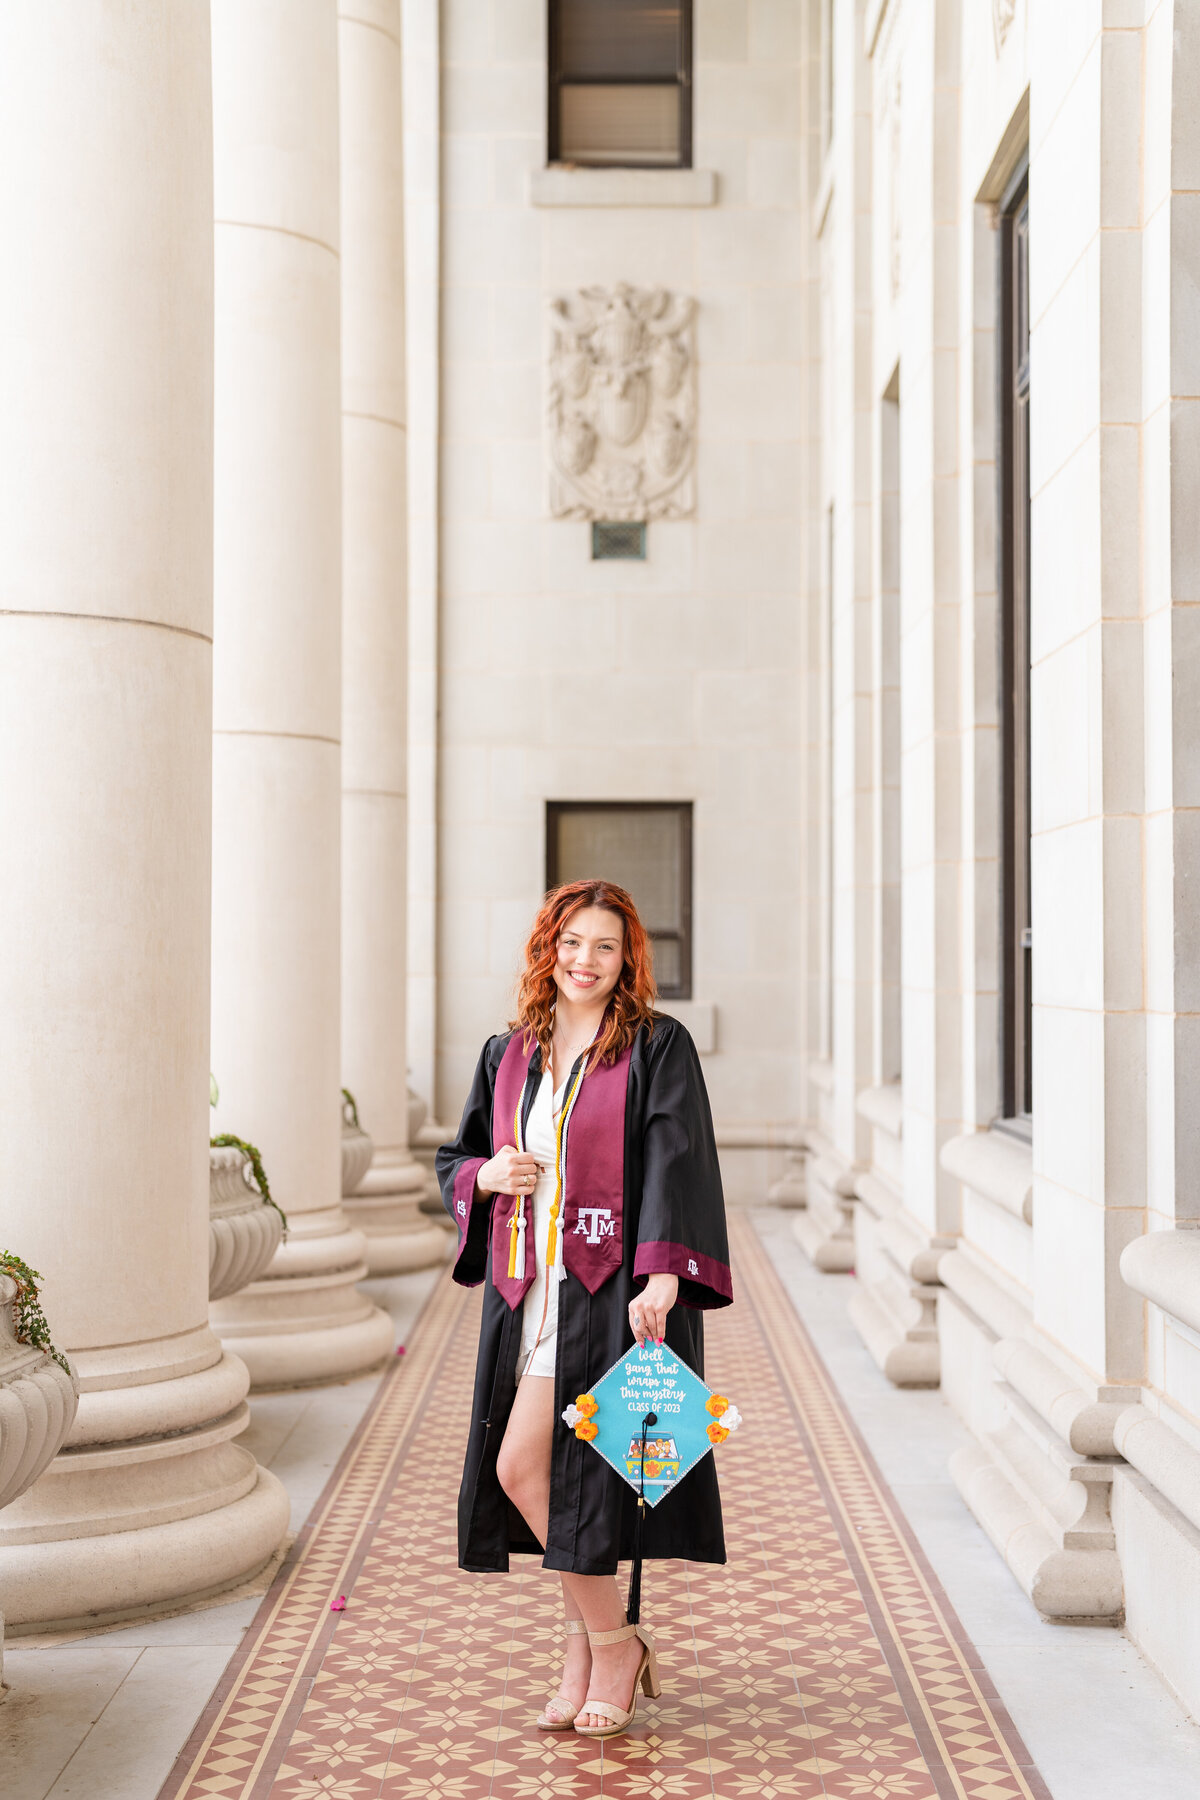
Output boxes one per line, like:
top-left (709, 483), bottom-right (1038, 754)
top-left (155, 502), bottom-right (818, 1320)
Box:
top-left (433, 0), bottom-right (808, 1147)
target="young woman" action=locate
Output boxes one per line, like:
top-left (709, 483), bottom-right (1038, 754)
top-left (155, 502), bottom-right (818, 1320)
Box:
top-left (437, 878), bottom-right (733, 1740)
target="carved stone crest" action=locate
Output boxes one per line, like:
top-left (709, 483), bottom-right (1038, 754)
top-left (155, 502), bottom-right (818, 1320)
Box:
top-left (548, 283), bottom-right (696, 521)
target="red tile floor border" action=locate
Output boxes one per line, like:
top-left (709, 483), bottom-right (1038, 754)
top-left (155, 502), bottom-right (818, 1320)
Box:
top-left (157, 1214), bottom-right (1052, 1800)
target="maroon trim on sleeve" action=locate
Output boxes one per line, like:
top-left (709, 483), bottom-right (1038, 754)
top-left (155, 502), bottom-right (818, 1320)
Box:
top-left (633, 1239), bottom-right (734, 1305)
top-left (449, 1156), bottom-right (490, 1286)
top-left (452, 1158), bottom-right (486, 1235)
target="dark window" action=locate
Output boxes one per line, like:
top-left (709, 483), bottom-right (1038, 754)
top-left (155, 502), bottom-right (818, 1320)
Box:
top-left (546, 802), bottom-right (693, 998)
top-left (998, 164), bottom-right (1031, 1123)
top-left (549, 0), bottom-right (692, 169)
top-left (592, 520), bottom-right (646, 560)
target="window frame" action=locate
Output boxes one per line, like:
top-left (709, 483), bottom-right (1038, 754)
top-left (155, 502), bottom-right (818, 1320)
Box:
top-left (545, 799), bottom-right (694, 1000)
top-left (997, 159), bottom-right (1032, 1129)
top-left (547, 0), bottom-right (694, 171)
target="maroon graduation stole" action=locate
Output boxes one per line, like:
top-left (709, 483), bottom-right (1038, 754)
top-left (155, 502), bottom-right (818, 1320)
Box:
top-left (489, 1031), bottom-right (631, 1310)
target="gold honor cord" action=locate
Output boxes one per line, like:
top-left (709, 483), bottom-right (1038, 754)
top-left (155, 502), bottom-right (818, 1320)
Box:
top-left (546, 1056), bottom-right (587, 1274)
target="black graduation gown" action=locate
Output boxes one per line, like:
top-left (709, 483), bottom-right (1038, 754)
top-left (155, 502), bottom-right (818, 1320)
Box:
top-left (436, 1015), bottom-right (733, 1576)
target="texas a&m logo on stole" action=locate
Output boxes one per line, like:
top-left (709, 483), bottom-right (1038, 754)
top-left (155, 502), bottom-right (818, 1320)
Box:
top-left (489, 1033), bottom-right (631, 1308)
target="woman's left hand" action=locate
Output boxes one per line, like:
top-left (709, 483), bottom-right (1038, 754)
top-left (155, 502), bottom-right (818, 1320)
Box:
top-left (629, 1274), bottom-right (679, 1348)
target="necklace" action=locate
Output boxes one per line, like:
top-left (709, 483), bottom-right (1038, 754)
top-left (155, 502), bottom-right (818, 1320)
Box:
top-left (550, 1018), bottom-right (599, 1083)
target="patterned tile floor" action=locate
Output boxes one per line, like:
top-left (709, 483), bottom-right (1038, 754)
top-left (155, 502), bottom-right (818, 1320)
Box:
top-left (157, 1217), bottom-right (1049, 1800)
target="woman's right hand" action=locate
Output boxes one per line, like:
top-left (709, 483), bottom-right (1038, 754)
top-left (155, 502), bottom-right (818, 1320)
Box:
top-left (476, 1146), bottom-right (543, 1197)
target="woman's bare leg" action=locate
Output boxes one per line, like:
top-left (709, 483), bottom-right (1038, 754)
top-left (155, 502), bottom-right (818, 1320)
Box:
top-left (496, 1375), bottom-right (647, 1731)
top-left (496, 1376), bottom-right (591, 1718)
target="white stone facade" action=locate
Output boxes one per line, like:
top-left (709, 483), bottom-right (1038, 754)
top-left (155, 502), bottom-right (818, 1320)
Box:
top-left (799, 0), bottom-right (1200, 1723)
top-left (435, 0), bottom-right (807, 1201)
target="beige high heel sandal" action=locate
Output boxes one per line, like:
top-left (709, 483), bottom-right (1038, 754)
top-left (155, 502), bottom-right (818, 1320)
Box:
top-left (573, 1621), bottom-right (662, 1739)
top-left (536, 1618), bottom-right (591, 1730)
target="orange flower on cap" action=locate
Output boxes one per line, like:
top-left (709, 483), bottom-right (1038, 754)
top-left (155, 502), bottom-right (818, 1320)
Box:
top-left (644, 1460), bottom-right (662, 1478)
top-left (574, 1394), bottom-right (598, 1419)
top-left (707, 1422), bottom-right (729, 1445)
top-left (575, 1419), bottom-right (598, 1441)
top-left (706, 1395), bottom-right (729, 1418)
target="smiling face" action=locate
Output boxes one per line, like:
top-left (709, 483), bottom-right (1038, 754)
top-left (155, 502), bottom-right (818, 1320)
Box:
top-left (553, 905), bottom-right (625, 1013)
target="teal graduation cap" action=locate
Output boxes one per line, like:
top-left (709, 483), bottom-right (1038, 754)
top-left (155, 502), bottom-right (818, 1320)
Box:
top-left (561, 1344), bottom-right (742, 1620)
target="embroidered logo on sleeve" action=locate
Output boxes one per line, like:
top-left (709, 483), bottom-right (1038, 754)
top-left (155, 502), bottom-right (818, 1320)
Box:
top-left (456, 1198), bottom-right (467, 1217)
top-left (574, 1207), bottom-right (616, 1245)
top-left (687, 1258), bottom-right (699, 1276)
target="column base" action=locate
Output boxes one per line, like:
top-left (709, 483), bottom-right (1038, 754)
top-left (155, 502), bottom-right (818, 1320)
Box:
top-left (849, 1278), bottom-right (940, 1387)
top-left (0, 1463), bottom-right (288, 1633)
top-left (939, 1263), bottom-right (1124, 1623)
top-left (210, 1206), bottom-right (395, 1389)
top-left (848, 1174), bottom-right (945, 1388)
top-left (0, 1332), bottom-right (290, 1630)
top-left (792, 1143), bottom-right (857, 1271)
top-left (950, 1435), bottom-right (1123, 1623)
top-left (343, 1154), bottom-right (448, 1275)
top-left (767, 1148), bottom-right (807, 1207)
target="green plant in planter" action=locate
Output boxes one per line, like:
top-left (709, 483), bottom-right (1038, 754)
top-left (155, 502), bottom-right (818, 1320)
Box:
top-left (341, 1087), bottom-right (361, 1129)
top-left (0, 1254), bottom-right (69, 1373)
top-left (209, 1135), bottom-right (288, 1236)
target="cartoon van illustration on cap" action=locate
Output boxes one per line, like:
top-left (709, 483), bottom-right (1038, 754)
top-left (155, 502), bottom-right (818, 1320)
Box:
top-left (625, 1435), bottom-right (681, 1481)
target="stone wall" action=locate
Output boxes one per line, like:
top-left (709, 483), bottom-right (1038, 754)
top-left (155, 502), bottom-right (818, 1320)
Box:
top-left (434, 1), bottom-right (808, 1191)
top-left (796, 0), bottom-right (1200, 1718)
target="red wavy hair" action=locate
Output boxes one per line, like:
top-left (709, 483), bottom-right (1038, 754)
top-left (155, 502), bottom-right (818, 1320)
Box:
top-left (512, 879), bottom-right (657, 1067)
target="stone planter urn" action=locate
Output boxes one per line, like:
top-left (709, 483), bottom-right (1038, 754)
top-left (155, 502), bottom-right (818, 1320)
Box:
top-left (341, 1095), bottom-right (374, 1197)
top-left (209, 1144), bottom-right (285, 1302)
top-left (0, 1269), bottom-right (78, 1691)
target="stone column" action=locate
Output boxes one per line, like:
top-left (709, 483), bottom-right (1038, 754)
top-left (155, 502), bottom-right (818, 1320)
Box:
top-left (208, 0), bottom-right (393, 1386)
top-left (847, 4), bottom-right (961, 1388)
top-left (338, 0), bottom-right (444, 1275)
top-left (795, 0), bottom-right (875, 1275)
top-left (0, 2), bottom-right (289, 1628)
top-left (948, 3), bottom-right (1138, 1624)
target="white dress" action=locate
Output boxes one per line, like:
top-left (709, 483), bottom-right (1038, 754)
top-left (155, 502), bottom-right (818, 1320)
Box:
top-left (519, 1069), bottom-right (569, 1379)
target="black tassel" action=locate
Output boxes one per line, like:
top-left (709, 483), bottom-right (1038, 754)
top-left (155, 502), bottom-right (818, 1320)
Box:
top-left (626, 1410), bottom-right (656, 1626)
top-left (627, 1499), bottom-right (646, 1624)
